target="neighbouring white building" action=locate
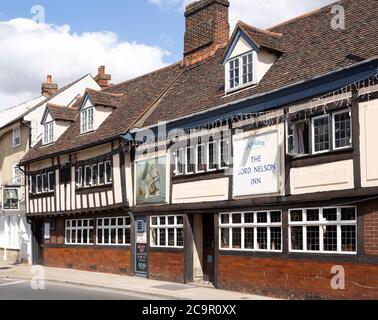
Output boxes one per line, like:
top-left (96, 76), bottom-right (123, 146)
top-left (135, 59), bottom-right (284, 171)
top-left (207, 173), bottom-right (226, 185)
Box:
top-left (0, 71), bottom-right (104, 264)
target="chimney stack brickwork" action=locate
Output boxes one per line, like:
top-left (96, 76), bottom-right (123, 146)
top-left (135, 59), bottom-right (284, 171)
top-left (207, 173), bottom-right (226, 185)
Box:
top-left (95, 66), bottom-right (112, 89)
top-left (41, 75), bottom-right (58, 97)
top-left (183, 0), bottom-right (230, 66)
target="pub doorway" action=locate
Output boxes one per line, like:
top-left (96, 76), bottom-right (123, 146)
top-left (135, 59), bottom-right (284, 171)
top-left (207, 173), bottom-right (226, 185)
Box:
top-left (33, 221), bottom-right (45, 265)
top-left (193, 214), bottom-right (214, 285)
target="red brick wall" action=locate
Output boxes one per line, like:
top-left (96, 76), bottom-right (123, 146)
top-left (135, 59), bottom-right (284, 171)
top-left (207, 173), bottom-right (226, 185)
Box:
top-left (362, 201), bottom-right (378, 255)
top-left (218, 255), bottom-right (378, 300)
top-left (149, 251), bottom-right (185, 283)
top-left (44, 246), bottom-right (132, 275)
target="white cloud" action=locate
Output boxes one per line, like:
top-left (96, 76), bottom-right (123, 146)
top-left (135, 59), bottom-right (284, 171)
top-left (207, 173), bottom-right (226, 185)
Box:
top-left (0, 18), bottom-right (170, 110)
top-left (150, 0), bottom-right (336, 28)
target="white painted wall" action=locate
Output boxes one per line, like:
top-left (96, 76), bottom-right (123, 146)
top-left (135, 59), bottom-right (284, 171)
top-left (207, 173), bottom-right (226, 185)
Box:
top-left (24, 74), bottom-right (100, 147)
top-left (290, 160), bottom-right (354, 195)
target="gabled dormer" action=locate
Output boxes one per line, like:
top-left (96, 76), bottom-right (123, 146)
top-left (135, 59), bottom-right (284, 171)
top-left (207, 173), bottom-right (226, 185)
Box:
top-left (79, 89), bottom-right (125, 135)
top-left (41, 103), bottom-right (76, 145)
top-left (223, 21), bottom-right (283, 93)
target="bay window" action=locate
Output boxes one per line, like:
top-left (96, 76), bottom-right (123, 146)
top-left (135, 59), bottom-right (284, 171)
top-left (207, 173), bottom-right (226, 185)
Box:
top-left (150, 215), bottom-right (184, 248)
top-left (289, 207), bottom-right (357, 254)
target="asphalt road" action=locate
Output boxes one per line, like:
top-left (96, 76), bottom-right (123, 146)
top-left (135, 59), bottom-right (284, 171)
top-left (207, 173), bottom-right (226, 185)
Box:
top-left (0, 278), bottom-right (155, 300)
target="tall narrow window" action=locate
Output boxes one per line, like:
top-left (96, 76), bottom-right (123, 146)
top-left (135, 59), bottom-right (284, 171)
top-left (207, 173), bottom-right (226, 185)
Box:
top-left (76, 167), bottom-right (83, 188)
top-left (219, 139), bottom-right (229, 169)
top-left (208, 138), bottom-right (217, 171)
top-left (81, 107), bottom-right (94, 133)
top-left (242, 53), bottom-right (253, 84)
top-left (12, 163), bottom-right (21, 185)
top-left (12, 128), bottom-right (21, 148)
top-left (312, 115), bottom-right (330, 153)
top-left (98, 162), bottom-right (105, 185)
top-left (333, 110), bottom-right (352, 149)
top-left (186, 146), bottom-right (195, 174)
top-left (175, 148), bottom-right (185, 175)
top-left (48, 172), bottom-right (55, 192)
top-left (91, 164), bottom-right (98, 186)
top-left (36, 175), bottom-right (42, 194)
top-left (42, 173), bottom-right (48, 192)
top-left (84, 166), bottom-right (91, 187)
top-left (105, 161), bottom-right (112, 184)
top-left (43, 122), bottom-right (54, 144)
top-left (196, 144), bottom-right (206, 173)
top-left (229, 58), bottom-right (239, 89)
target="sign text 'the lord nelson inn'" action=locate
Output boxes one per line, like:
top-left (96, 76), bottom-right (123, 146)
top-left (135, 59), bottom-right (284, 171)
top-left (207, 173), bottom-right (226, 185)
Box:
top-left (233, 130), bottom-right (280, 197)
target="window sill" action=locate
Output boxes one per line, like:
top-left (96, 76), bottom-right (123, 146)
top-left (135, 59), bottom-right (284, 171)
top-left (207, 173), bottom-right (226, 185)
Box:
top-left (76, 184), bottom-right (113, 194)
top-left (30, 192), bottom-right (54, 199)
top-left (288, 147), bottom-right (354, 168)
top-left (173, 169), bottom-right (228, 182)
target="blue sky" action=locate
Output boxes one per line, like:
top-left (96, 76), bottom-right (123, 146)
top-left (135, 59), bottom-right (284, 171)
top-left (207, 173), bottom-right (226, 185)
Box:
top-left (0, 0), bottom-right (336, 109)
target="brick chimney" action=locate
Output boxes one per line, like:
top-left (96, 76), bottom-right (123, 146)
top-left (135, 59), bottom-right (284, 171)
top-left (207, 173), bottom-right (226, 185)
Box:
top-left (95, 66), bottom-right (112, 89)
top-left (183, 0), bottom-right (230, 66)
top-left (41, 75), bottom-right (58, 97)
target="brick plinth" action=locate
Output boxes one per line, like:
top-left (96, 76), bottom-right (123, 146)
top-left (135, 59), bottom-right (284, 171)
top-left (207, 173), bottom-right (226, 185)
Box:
top-left (149, 251), bottom-right (185, 283)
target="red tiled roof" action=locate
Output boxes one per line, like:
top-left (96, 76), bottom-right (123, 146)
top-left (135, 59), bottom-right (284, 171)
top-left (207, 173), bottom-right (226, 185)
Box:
top-left (21, 0), bottom-right (378, 163)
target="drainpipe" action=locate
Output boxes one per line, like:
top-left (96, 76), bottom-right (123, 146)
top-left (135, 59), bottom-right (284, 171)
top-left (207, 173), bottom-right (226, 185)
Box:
top-left (3, 216), bottom-right (7, 261)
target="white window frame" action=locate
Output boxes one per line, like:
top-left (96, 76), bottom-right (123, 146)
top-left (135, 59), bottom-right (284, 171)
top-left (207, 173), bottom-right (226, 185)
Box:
top-left (42, 173), bottom-right (48, 192)
top-left (150, 215), bottom-right (184, 249)
top-left (12, 128), bottom-right (21, 148)
top-left (219, 211), bottom-right (283, 252)
top-left (105, 160), bottom-right (112, 184)
top-left (288, 207), bottom-right (357, 255)
top-left (311, 114), bottom-right (331, 154)
top-left (43, 121), bottom-right (54, 145)
top-left (48, 172), bottom-right (54, 192)
top-left (65, 219), bottom-right (94, 245)
top-left (196, 143), bottom-right (206, 173)
top-left (96, 216), bottom-right (131, 246)
top-left (81, 107), bottom-right (94, 134)
top-left (174, 148), bottom-right (185, 176)
top-left (185, 146), bottom-right (195, 175)
top-left (98, 162), bottom-right (105, 185)
top-left (207, 140), bottom-right (218, 172)
top-left (332, 109), bottom-right (352, 151)
top-left (36, 174), bottom-right (42, 194)
top-left (76, 167), bottom-right (83, 188)
top-left (84, 165), bottom-right (92, 187)
top-left (219, 139), bottom-right (230, 169)
top-left (91, 163), bottom-right (98, 186)
top-left (225, 51), bottom-right (257, 93)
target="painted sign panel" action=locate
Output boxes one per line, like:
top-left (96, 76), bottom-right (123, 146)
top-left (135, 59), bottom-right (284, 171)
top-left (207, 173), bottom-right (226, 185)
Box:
top-left (136, 243), bottom-right (147, 273)
top-left (135, 156), bottom-right (167, 205)
top-left (233, 130), bottom-right (280, 197)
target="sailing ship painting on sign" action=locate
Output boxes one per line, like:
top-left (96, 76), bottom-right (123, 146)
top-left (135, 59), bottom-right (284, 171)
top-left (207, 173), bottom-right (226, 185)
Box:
top-left (135, 156), bottom-right (167, 205)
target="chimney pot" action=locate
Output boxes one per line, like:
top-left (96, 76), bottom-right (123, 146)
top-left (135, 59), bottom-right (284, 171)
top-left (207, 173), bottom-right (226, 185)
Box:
top-left (95, 65), bottom-right (112, 90)
top-left (42, 75), bottom-right (58, 97)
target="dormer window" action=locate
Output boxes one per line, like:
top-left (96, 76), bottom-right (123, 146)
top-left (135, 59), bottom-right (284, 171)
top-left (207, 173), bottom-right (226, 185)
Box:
top-left (43, 121), bottom-right (54, 145)
top-left (81, 107), bottom-right (94, 133)
top-left (226, 51), bottom-right (256, 93)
